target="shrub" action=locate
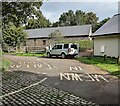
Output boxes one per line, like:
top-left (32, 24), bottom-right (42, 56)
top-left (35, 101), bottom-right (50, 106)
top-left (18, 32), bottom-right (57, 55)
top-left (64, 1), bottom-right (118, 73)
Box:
top-left (0, 59), bottom-right (12, 71)
top-left (78, 40), bottom-right (93, 51)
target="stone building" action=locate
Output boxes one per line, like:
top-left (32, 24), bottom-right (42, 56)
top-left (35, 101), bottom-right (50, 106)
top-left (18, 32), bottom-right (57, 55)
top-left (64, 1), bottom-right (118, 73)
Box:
top-left (25, 25), bottom-right (92, 52)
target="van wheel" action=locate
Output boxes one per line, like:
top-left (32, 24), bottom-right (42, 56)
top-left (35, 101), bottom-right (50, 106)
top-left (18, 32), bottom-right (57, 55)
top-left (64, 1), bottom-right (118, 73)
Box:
top-left (47, 53), bottom-right (51, 58)
top-left (61, 53), bottom-right (66, 59)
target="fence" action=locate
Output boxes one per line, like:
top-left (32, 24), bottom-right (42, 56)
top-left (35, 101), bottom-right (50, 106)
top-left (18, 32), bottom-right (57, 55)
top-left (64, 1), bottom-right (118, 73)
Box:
top-left (6, 46), bottom-right (46, 54)
top-left (26, 46), bottom-right (46, 53)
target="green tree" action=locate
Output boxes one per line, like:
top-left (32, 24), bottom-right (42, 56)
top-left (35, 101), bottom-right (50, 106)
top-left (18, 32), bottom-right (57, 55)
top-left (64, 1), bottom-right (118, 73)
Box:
top-left (74, 10), bottom-right (86, 25)
top-left (2, 22), bottom-right (27, 48)
top-left (49, 30), bottom-right (63, 44)
top-left (52, 22), bottom-right (59, 27)
top-left (25, 8), bottom-right (51, 29)
top-left (59, 10), bottom-right (75, 26)
top-left (2, 2), bottom-right (51, 28)
top-left (2, 2), bottom-right (40, 26)
top-left (85, 12), bottom-right (98, 25)
top-left (52, 10), bottom-right (99, 32)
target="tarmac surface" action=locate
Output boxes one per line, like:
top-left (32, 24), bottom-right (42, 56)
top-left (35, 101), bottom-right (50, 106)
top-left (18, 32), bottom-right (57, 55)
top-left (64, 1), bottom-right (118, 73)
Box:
top-left (1, 54), bottom-right (120, 105)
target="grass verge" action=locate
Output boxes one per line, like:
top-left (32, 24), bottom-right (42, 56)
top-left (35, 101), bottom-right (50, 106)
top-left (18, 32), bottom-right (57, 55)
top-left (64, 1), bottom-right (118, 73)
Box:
top-left (0, 59), bottom-right (12, 71)
top-left (76, 56), bottom-right (120, 77)
top-left (16, 53), bottom-right (46, 57)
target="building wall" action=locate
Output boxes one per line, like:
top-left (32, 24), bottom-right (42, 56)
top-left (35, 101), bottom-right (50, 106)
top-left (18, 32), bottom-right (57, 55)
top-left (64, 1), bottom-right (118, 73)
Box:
top-left (94, 35), bottom-right (119, 58)
top-left (118, 36), bottom-right (120, 56)
top-left (26, 39), bottom-right (35, 46)
top-left (26, 38), bottom-right (49, 47)
top-left (36, 39), bottom-right (49, 47)
top-left (26, 36), bottom-right (90, 47)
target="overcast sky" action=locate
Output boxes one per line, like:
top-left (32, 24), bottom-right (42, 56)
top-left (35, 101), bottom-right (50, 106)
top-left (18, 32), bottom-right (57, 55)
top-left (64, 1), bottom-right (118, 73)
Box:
top-left (41, 1), bottom-right (119, 23)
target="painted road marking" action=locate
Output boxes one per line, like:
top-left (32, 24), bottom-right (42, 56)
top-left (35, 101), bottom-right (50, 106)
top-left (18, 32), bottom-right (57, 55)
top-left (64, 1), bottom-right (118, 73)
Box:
top-left (11, 62), bottom-right (43, 69)
top-left (78, 66), bottom-right (83, 71)
top-left (70, 66), bottom-right (83, 71)
top-left (60, 73), bottom-right (109, 82)
top-left (92, 74), bottom-right (109, 82)
top-left (37, 64), bottom-right (42, 67)
top-left (0, 77), bottom-right (47, 98)
top-left (85, 73), bottom-right (95, 81)
top-left (60, 73), bottom-right (83, 81)
top-left (42, 73), bottom-right (47, 75)
top-left (44, 62), bottom-right (52, 70)
top-left (16, 65), bottom-right (22, 68)
top-left (10, 65), bottom-right (15, 68)
top-left (27, 64), bottom-right (29, 68)
top-left (34, 64), bottom-right (37, 68)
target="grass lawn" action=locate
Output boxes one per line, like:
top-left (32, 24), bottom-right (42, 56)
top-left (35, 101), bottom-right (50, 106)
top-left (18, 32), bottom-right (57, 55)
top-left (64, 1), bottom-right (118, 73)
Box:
top-left (76, 56), bottom-right (120, 77)
top-left (0, 59), bottom-right (12, 71)
top-left (16, 53), bottom-right (46, 57)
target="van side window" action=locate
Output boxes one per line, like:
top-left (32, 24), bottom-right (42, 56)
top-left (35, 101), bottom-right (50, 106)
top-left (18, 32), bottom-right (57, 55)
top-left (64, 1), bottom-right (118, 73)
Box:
top-left (64, 44), bottom-right (69, 49)
top-left (52, 45), bottom-right (62, 50)
top-left (52, 45), bottom-right (57, 50)
top-left (56, 45), bottom-right (62, 49)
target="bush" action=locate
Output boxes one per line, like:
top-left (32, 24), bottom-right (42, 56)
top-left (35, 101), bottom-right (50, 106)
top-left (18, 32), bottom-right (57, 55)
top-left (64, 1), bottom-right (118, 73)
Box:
top-left (0, 59), bottom-right (12, 71)
top-left (59, 39), bottom-right (93, 52)
top-left (78, 40), bottom-right (93, 51)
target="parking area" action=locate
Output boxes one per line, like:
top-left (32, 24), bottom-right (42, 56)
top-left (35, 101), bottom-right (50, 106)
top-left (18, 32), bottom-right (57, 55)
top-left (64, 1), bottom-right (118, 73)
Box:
top-left (2, 54), bottom-right (119, 105)
top-left (2, 71), bottom-right (98, 106)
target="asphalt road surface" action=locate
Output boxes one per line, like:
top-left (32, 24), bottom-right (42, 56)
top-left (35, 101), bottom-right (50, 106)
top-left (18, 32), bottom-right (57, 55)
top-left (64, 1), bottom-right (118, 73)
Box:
top-left (2, 54), bottom-right (120, 105)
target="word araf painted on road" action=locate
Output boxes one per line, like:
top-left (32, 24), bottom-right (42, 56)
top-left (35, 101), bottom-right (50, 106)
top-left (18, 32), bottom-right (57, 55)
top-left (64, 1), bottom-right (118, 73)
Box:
top-left (60, 66), bottom-right (109, 82)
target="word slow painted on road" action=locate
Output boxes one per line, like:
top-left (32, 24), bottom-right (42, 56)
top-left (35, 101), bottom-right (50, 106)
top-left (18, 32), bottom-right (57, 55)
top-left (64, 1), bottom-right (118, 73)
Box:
top-left (10, 61), bottom-right (51, 69)
top-left (60, 66), bottom-right (109, 82)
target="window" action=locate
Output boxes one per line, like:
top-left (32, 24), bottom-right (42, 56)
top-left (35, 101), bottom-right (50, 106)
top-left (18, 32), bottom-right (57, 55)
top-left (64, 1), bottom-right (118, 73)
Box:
top-left (56, 45), bottom-right (62, 49)
top-left (71, 44), bottom-right (77, 49)
top-left (34, 39), bottom-right (36, 46)
top-left (64, 44), bottom-right (69, 49)
top-left (43, 40), bottom-right (46, 45)
top-left (52, 45), bottom-right (62, 50)
top-left (101, 45), bottom-right (105, 53)
top-left (52, 45), bottom-right (57, 50)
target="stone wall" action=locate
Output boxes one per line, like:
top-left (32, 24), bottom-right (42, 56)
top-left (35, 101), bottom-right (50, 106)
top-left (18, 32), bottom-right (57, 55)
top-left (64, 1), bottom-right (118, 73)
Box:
top-left (25, 37), bottom-right (90, 53)
top-left (26, 38), bottom-right (49, 47)
top-left (26, 37), bottom-right (90, 47)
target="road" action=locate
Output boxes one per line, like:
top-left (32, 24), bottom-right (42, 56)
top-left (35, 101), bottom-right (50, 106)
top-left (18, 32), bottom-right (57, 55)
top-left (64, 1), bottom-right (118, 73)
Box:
top-left (2, 54), bottom-right (120, 105)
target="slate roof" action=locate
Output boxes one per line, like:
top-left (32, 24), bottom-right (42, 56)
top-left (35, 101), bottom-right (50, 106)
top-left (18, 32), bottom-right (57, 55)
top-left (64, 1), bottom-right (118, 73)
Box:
top-left (25, 25), bottom-right (91, 38)
top-left (93, 14), bottom-right (120, 36)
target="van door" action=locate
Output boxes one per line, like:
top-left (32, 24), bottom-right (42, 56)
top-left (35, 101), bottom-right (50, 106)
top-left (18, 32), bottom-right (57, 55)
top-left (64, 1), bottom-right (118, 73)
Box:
top-left (51, 45), bottom-right (57, 55)
top-left (55, 45), bottom-right (63, 55)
